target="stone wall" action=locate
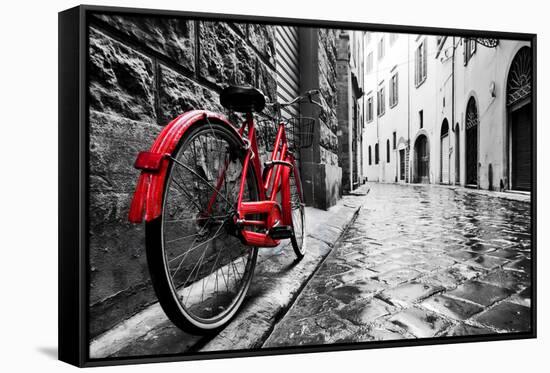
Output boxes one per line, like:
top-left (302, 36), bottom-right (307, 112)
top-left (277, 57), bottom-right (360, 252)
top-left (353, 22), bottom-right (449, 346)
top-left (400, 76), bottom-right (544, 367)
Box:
top-left (299, 28), bottom-right (342, 210)
top-left (317, 29), bottom-right (340, 168)
top-left (88, 13), bottom-right (343, 338)
top-left (87, 14), bottom-right (278, 338)
top-left (336, 33), bottom-right (351, 192)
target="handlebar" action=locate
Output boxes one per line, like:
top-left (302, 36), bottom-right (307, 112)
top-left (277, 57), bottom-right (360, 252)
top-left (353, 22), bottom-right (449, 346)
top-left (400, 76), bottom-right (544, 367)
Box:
top-left (266, 89), bottom-right (324, 111)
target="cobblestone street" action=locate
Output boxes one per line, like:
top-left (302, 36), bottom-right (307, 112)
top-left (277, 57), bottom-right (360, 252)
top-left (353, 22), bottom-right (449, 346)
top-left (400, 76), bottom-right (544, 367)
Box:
top-left (264, 182), bottom-right (532, 347)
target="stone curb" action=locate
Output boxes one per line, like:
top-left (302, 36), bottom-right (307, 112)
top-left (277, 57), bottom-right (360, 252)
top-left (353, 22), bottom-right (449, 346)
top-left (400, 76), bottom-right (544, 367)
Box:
top-left (89, 188), bottom-right (366, 358)
top-left (201, 196), bottom-right (364, 352)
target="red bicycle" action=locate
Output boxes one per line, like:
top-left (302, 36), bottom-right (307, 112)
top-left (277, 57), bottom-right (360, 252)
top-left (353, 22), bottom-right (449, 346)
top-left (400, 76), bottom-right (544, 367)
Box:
top-left (128, 86), bottom-right (322, 334)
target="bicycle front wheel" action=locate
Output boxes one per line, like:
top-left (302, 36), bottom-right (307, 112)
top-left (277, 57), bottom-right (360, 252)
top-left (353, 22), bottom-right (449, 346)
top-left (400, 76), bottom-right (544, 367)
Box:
top-left (289, 166), bottom-right (306, 259)
top-left (145, 121), bottom-right (259, 334)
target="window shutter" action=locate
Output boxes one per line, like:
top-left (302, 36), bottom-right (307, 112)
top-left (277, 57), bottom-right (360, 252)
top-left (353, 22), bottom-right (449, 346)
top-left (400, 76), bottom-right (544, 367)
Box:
top-left (462, 38), bottom-right (470, 66)
top-left (396, 72), bottom-right (399, 103)
top-left (275, 26), bottom-right (300, 119)
top-left (422, 41), bottom-right (427, 79)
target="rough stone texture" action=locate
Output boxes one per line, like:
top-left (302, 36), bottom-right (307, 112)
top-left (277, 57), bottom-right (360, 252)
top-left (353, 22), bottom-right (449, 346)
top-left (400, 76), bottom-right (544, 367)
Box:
top-left (256, 58), bottom-right (278, 102)
top-left (247, 24), bottom-right (276, 66)
top-left (88, 15), bottom-right (282, 338)
top-left (158, 64), bottom-right (223, 123)
top-left (472, 302), bottom-right (531, 332)
top-left (421, 295), bottom-right (483, 320)
top-left (320, 146), bottom-right (338, 166)
top-left (90, 182), bottom-right (531, 354)
top-left (90, 194), bottom-right (363, 357)
top-left (335, 34), bottom-right (351, 192)
top-left (264, 183), bottom-right (532, 346)
top-left (319, 121), bottom-right (338, 153)
top-left (88, 17), bottom-right (352, 344)
top-left (88, 111), bottom-right (159, 338)
top-left (94, 14), bottom-right (195, 72)
top-left (389, 307), bottom-right (452, 338)
top-left (313, 28), bottom-right (341, 206)
top-left (318, 29), bottom-right (338, 111)
top-left (89, 111), bottom-right (159, 335)
top-left (199, 22), bottom-right (256, 87)
top-left (89, 27), bottom-right (156, 122)
top-left (301, 162), bottom-right (342, 210)
top-left (446, 281), bottom-right (513, 307)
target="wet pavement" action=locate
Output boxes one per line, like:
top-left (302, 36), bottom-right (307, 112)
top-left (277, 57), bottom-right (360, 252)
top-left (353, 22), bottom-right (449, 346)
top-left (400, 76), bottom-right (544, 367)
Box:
top-left (90, 190), bottom-right (365, 358)
top-left (263, 182), bottom-right (532, 347)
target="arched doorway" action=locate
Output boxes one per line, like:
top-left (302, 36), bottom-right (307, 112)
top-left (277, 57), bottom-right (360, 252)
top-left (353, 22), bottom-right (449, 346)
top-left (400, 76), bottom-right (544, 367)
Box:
top-left (414, 134), bottom-right (429, 183)
top-left (465, 97), bottom-right (479, 187)
top-left (455, 123), bottom-right (460, 184)
top-left (440, 119), bottom-right (450, 184)
top-left (507, 46), bottom-right (532, 191)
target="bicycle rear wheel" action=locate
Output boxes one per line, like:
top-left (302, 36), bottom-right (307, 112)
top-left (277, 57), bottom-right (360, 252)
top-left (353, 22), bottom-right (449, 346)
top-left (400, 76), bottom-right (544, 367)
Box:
top-left (145, 121), bottom-right (259, 334)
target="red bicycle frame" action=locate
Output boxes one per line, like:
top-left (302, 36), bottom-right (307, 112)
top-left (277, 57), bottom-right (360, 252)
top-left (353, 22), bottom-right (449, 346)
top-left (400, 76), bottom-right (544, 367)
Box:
top-left (206, 112), bottom-right (301, 248)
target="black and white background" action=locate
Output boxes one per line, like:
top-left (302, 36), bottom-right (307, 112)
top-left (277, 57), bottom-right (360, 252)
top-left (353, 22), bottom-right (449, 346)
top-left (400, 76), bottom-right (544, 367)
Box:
top-left (1, 0), bottom-right (548, 372)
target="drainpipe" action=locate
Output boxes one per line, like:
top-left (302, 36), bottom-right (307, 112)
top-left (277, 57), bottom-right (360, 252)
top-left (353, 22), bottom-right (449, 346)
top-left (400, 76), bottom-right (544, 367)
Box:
top-left (407, 35), bottom-right (411, 183)
top-left (451, 36), bottom-right (456, 185)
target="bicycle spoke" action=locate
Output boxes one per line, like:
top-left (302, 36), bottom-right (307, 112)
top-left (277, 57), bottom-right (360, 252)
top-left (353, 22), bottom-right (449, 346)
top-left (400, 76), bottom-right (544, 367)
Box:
top-left (181, 223), bottom-right (227, 306)
top-left (169, 228), bottom-right (225, 267)
top-left (158, 122), bottom-right (258, 325)
top-left (170, 177), bottom-right (205, 213)
top-left (169, 156), bottom-right (236, 212)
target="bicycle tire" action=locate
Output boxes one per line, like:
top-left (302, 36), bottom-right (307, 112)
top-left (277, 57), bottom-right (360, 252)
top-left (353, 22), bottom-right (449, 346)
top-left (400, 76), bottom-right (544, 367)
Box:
top-left (288, 164), bottom-right (306, 259)
top-left (145, 120), bottom-right (260, 334)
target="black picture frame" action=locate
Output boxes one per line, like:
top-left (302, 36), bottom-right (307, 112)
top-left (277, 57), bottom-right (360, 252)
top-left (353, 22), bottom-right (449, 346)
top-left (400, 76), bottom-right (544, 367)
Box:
top-left (59, 4), bottom-right (537, 367)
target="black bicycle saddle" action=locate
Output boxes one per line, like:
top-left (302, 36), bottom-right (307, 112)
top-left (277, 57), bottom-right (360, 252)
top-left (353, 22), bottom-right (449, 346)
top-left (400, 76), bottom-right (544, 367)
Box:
top-left (220, 86), bottom-right (266, 113)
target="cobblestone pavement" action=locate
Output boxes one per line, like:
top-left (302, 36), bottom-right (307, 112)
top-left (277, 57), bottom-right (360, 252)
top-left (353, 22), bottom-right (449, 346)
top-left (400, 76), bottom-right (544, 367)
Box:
top-left (90, 191), bottom-right (365, 358)
top-left (264, 183), bottom-right (532, 347)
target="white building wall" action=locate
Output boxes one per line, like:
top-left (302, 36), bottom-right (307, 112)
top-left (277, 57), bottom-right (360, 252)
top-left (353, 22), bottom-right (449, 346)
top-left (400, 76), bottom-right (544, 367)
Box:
top-left (454, 38), bottom-right (530, 190)
top-left (362, 32), bottom-right (531, 191)
top-left (408, 35), bottom-right (438, 184)
top-left (363, 32), bottom-right (410, 183)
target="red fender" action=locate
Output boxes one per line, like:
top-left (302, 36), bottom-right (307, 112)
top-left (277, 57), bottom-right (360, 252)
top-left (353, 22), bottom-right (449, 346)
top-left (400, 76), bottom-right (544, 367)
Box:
top-left (128, 110), bottom-right (243, 223)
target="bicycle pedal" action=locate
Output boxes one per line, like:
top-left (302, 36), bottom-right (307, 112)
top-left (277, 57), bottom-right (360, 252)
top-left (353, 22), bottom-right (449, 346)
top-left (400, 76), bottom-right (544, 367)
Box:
top-left (267, 225), bottom-right (294, 239)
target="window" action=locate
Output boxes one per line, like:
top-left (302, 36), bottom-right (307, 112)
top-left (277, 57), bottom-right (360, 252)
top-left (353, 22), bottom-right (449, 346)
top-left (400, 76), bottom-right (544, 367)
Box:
top-left (378, 37), bottom-right (385, 60)
top-left (375, 143), bottom-right (379, 164)
top-left (386, 139), bottom-right (391, 163)
top-left (368, 146), bottom-right (372, 165)
top-left (377, 86), bottom-right (385, 117)
top-left (464, 38), bottom-right (477, 65)
top-left (415, 40), bottom-right (427, 87)
top-left (389, 72), bottom-right (399, 108)
top-left (390, 33), bottom-right (398, 45)
top-left (366, 95), bottom-right (374, 122)
top-left (419, 110), bottom-right (424, 129)
top-left (393, 131), bottom-right (397, 149)
top-left (366, 52), bottom-right (374, 74)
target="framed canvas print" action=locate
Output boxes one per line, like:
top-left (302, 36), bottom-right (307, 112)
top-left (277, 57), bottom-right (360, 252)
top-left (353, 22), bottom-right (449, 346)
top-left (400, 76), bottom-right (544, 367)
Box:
top-left (58, 4), bottom-right (536, 367)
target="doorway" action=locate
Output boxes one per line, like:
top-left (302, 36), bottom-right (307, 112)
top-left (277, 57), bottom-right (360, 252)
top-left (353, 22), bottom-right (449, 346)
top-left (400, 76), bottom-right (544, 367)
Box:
top-left (507, 46), bottom-right (532, 191)
top-left (465, 97), bottom-right (479, 187)
top-left (414, 135), bottom-right (429, 183)
top-left (455, 123), bottom-right (460, 184)
top-left (440, 119), bottom-right (450, 184)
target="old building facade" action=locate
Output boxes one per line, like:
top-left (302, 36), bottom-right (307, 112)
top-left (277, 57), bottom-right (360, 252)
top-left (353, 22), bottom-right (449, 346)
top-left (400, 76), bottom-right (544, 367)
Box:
top-left (363, 32), bottom-right (532, 192)
top-left (87, 14), bottom-right (369, 339)
top-left (336, 30), bottom-right (366, 193)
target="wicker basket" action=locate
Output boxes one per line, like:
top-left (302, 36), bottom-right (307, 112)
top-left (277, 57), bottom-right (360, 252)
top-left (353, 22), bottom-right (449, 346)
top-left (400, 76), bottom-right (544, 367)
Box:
top-left (259, 117), bottom-right (315, 152)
